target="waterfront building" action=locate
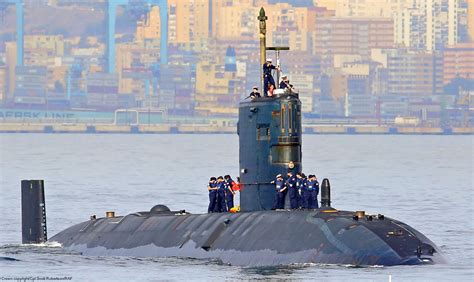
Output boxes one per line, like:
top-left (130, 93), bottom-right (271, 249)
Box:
top-left (442, 42), bottom-right (474, 84)
top-left (379, 95), bottom-right (409, 117)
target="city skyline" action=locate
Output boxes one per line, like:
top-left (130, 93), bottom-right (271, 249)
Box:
top-left (0, 0), bottom-right (473, 128)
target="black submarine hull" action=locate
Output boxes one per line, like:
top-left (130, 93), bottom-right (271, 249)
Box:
top-left (49, 209), bottom-right (443, 266)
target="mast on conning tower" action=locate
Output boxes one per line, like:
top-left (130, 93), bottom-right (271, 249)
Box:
top-left (258, 7), bottom-right (290, 94)
top-left (258, 7), bottom-right (267, 93)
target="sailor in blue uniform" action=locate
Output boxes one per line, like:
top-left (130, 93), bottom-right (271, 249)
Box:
top-left (263, 58), bottom-right (278, 95)
top-left (224, 175), bottom-right (236, 211)
top-left (296, 173), bottom-right (307, 209)
top-left (216, 176), bottom-right (227, 212)
top-left (207, 177), bottom-right (218, 213)
top-left (286, 171), bottom-right (298, 209)
top-left (271, 174), bottom-right (286, 209)
top-left (305, 175), bottom-right (320, 209)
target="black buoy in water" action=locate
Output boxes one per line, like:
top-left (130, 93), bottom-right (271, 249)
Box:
top-left (320, 178), bottom-right (331, 208)
top-left (21, 180), bottom-right (47, 244)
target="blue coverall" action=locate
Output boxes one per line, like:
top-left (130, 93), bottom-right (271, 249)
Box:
top-left (263, 63), bottom-right (276, 93)
top-left (305, 179), bottom-right (320, 209)
top-left (216, 181), bottom-right (227, 212)
top-left (272, 178), bottom-right (286, 209)
top-left (286, 175), bottom-right (298, 209)
top-left (297, 177), bottom-right (307, 208)
top-left (225, 178), bottom-right (235, 210)
top-left (207, 182), bottom-right (217, 213)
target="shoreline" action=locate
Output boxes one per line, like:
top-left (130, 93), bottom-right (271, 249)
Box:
top-left (0, 123), bottom-right (471, 135)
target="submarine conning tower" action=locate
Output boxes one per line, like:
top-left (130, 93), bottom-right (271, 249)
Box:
top-left (238, 94), bottom-right (302, 211)
top-left (238, 7), bottom-right (302, 212)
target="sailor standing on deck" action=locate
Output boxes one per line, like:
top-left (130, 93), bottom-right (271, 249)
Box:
top-left (263, 58), bottom-right (279, 95)
top-left (272, 174), bottom-right (287, 209)
top-left (216, 176), bottom-right (227, 212)
top-left (296, 173), bottom-right (307, 209)
top-left (305, 175), bottom-right (320, 209)
top-left (286, 171), bottom-right (298, 209)
top-left (207, 177), bottom-right (218, 213)
top-left (224, 175), bottom-right (236, 211)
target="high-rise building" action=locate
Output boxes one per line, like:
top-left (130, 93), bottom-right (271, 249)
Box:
top-left (313, 0), bottom-right (337, 10)
top-left (467, 0), bottom-right (474, 41)
top-left (395, 0), bottom-right (460, 51)
top-left (394, 7), bottom-right (427, 49)
top-left (314, 18), bottom-right (394, 61)
top-left (136, 6), bottom-right (161, 42)
top-left (168, 0), bottom-right (210, 49)
top-left (335, 0), bottom-right (410, 18)
top-left (443, 42), bottom-right (474, 84)
top-left (212, 2), bottom-right (260, 41)
top-left (386, 49), bottom-right (443, 97)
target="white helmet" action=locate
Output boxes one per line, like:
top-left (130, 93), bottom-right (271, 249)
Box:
top-left (266, 58), bottom-right (272, 62)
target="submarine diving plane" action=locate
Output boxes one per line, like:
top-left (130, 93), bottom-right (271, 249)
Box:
top-left (21, 8), bottom-right (444, 267)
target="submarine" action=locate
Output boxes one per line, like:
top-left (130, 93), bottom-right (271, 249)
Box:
top-left (21, 8), bottom-right (444, 267)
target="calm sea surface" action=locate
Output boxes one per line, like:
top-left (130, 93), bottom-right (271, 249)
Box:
top-left (0, 134), bottom-right (472, 281)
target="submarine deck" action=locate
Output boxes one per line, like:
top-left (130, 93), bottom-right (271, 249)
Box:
top-left (49, 208), bottom-right (443, 267)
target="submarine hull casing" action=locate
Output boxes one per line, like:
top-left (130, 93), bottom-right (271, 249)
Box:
top-left (49, 209), bottom-right (443, 266)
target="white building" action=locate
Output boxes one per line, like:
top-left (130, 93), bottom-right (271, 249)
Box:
top-left (394, 0), bottom-right (460, 51)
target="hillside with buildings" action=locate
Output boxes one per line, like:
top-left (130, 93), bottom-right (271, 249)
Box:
top-left (0, 0), bottom-right (473, 130)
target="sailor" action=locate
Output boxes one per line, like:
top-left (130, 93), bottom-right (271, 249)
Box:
top-left (279, 76), bottom-right (295, 92)
top-left (271, 174), bottom-right (286, 209)
top-left (267, 84), bottom-right (275, 97)
top-left (286, 171), bottom-right (298, 209)
top-left (224, 175), bottom-right (236, 211)
top-left (207, 177), bottom-right (218, 213)
top-left (216, 176), bottom-right (227, 212)
top-left (263, 58), bottom-right (279, 95)
top-left (249, 87), bottom-right (261, 100)
top-left (305, 175), bottom-right (320, 209)
top-left (279, 75), bottom-right (290, 89)
top-left (296, 172), bottom-right (307, 208)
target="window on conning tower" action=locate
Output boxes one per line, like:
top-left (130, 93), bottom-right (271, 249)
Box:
top-left (288, 105), bottom-right (293, 134)
top-left (281, 105), bottom-right (286, 134)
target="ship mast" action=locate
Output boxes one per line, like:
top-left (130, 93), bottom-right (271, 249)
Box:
top-left (258, 8), bottom-right (289, 94)
top-left (258, 7), bottom-right (267, 93)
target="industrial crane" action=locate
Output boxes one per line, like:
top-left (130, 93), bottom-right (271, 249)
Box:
top-left (0, 0), bottom-right (24, 66)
